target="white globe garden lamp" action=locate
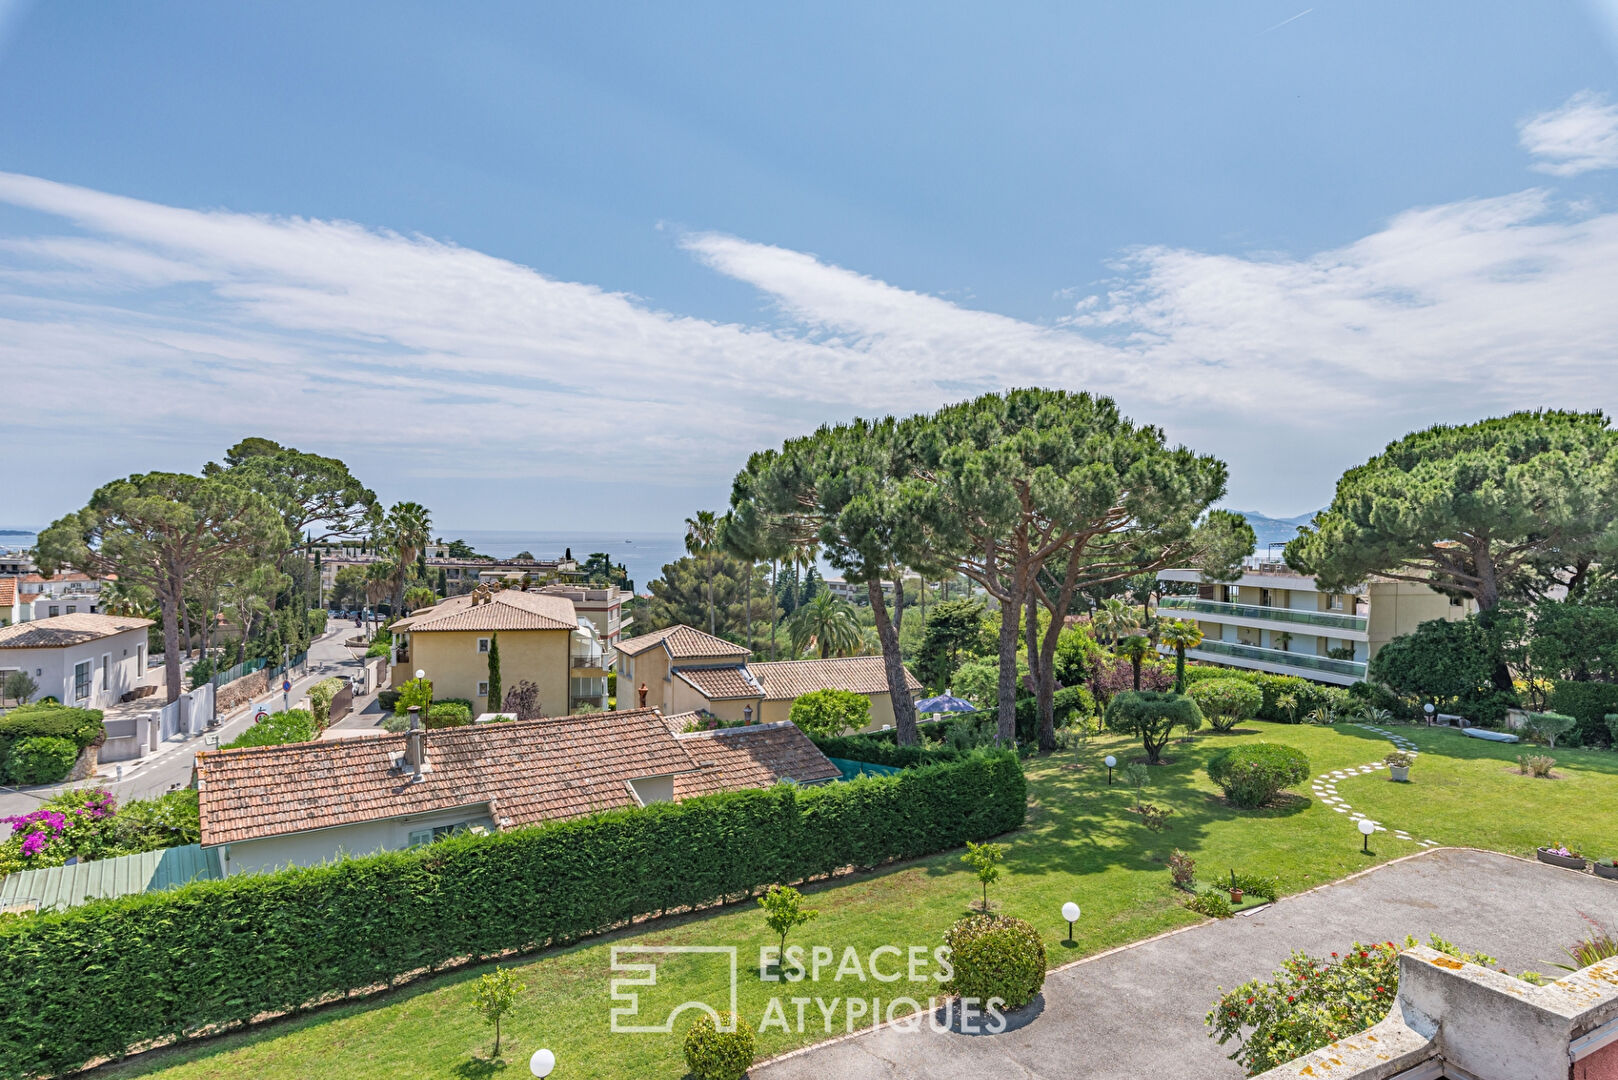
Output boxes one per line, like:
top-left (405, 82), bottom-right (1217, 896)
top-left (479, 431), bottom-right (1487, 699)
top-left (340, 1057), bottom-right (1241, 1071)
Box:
top-left (1104, 755), bottom-right (1117, 785)
top-left (1062, 901), bottom-right (1081, 942)
top-left (1358, 817), bottom-right (1376, 853)
top-left (530, 1048), bottom-right (556, 1077)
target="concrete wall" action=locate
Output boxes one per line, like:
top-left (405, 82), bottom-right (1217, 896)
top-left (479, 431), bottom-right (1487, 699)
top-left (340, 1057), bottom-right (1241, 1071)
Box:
top-left (0, 627), bottom-right (149, 709)
top-left (1365, 581), bottom-right (1470, 657)
top-left (216, 803), bottom-right (493, 876)
top-left (394, 628), bottom-right (570, 717)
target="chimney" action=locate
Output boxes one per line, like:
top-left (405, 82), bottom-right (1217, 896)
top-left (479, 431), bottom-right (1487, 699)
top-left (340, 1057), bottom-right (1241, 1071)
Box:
top-left (405, 706), bottom-right (426, 780)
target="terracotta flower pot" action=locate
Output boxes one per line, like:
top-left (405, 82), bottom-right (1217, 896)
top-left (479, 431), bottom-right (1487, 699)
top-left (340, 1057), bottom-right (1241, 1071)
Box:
top-left (1229, 888), bottom-right (1244, 904)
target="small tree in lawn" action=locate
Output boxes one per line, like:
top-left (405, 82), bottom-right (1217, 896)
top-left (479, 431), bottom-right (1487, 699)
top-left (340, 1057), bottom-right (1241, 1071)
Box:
top-left (1187, 677), bottom-right (1261, 733)
top-left (471, 966), bottom-right (525, 1058)
top-left (485, 632), bottom-right (501, 713)
top-left (1105, 690), bottom-right (1204, 764)
top-left (757, 884), bottom-right (818, 967)
top-left (961, 840), bottom-right (1007, 912)
top-left (1116, 635), bottom-right (1153, 692)
top-left (1159, 621), bottom-right (1204, 693)
top-left (1522, 711), bottom-right (1576, 749)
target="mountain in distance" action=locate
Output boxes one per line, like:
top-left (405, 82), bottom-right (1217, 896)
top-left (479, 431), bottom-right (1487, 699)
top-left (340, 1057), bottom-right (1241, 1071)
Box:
top-left (1228, 509), bottom-right (1324, 555)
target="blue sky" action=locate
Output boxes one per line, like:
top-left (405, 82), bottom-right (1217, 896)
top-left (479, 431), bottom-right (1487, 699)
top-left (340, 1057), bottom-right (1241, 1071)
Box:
top-left (2, 1), bottom-right (1617, 533)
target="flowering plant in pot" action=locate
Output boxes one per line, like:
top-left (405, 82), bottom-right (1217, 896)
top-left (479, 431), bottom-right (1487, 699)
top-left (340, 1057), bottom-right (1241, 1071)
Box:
top-left (1595, 857), bottom-right (1618, 882)
top-left (1537, 843), bottom-right (1588, 871)
top-left (1383, 750), bottom-right (1414, 781)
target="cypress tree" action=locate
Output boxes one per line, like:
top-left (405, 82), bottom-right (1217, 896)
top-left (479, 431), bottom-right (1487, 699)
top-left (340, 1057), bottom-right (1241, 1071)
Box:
top-left (486, 632), bottom-right (501, 712)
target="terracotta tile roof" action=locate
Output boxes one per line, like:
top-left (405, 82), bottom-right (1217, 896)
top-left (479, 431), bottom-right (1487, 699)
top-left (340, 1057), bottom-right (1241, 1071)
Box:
top-left (195, 708), bottom-right (699, 846)
top-left (674, 722), bottom-right (842, 798)
top-left (615, 624), bottom-right (749, 660)
top-left (749, 655), bottom-right (921, 700)
top-left (391, 590), bottom-right (577, 633)
top-left (674, 665), bottom-right (763, 700)
top-left (0, 578), bottom-right (13, 608)
top-left (0, 613), bottom-right (153, 649)
top-left (661, 710), bottom-right (704, 734)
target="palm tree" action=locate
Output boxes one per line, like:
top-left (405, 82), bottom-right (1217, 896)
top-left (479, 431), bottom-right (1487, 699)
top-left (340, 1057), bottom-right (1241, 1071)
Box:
top-left (1159, 620), bottom-right (1205, 693)
top-left (404, 585), bottom-right (436, 614)
top-left (1093, 597), bottom-right (1139, 647)
top-left (684, 510), bottom-right (719, 635)
top-left (99, 580), bottom-right (154, 618)
top-left (364, 560), bottom-right (394, 633)
top-left (788, 592), bottom-right (863, 658)
top-left (384, 502), bottom-right (432, 622)
top-left (1116, 634), bottom-right (1154, 691)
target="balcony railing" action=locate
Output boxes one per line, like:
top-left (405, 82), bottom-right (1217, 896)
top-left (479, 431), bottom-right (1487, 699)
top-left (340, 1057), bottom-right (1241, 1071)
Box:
top-left (570, 651), bottom-right (614, 670)
top-left (1160, 596), bottom-right (1367, 633)
top-left (1190, 638), bottom-right (1367, 679)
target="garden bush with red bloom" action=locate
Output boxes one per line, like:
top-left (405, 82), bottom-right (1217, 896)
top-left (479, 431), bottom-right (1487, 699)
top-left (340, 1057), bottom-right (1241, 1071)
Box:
top-left (1206, 935), bottom-right (1497, 1075)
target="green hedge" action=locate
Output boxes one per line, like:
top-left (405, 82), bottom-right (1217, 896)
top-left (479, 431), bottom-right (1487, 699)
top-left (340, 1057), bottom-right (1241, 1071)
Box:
top-left (0, 705), bottom-right (103, 783)
top-left (809, 734), bottom-right (965, 768)
top-left (1179, 666), bottom-right (1351, 722)
top-left (1545, 681), bottom-right (1618, 747)
top-left (0, 752), bottom-right (1025, 1078)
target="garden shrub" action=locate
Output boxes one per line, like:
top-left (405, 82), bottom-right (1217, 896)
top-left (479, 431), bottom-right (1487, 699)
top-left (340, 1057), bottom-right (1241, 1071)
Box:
top-left (1520, 711), bottom-right (1576, 748)
top-left (1208, 936), bottom-right (1497, 1075)
top-left (1231, 871), bottom-right (1281, 903)
top-left (1185, 890), bottom-right (1231, 918)
top-left (789, 688), bottom-right (871, 737)
top-left (0, 751), bottom-right (1026, 1078)
top-left (1011, 685), bottom-right (1095, 742)
top-left (376, 688), bottom-right (402, 713)
top-left (0, 788), bottom-right (198, 877)
top-left (425, 702), bottom-right (473, 729)
top-left (1348, 679), bottom-right (1415, 720)
top-left (683, 1012), bottom-right (755, 1080)
top-left (307, 677), bottom-right (345, 726)
top-left (1104, 690), bottom-right (1203, 764)
top-left (0, 704), bottom-right (104, 778)
top-left (942, 914), bottom-right (1046, 1010)
top-left (223, 709), bottom-right (318, 750)
top-left (810, 734), bottom-right (964, 768)
top-left (1545, 681), bottom-right (1618, 747)
top-left (1207, 743), bottom-right (1310, 808)
top-left (1168, 849), bottom-right (1196, 889)
top-left (1187, 678), bottom-right (1262, 733)
top-left (5, 736), bottom-right (79, 785)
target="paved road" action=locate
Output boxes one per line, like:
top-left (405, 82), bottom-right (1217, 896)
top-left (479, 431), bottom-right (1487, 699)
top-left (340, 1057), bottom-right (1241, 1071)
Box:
top-left (0, 624), bottom-right (368, 812)
top-left (755, 849), bottom-right (1618, 1080)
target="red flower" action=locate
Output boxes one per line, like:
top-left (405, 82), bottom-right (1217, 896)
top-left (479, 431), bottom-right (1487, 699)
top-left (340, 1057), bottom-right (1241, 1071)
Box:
top-left (1331, 952), bottom-right (1338, 957)
top-left (1287, 995), bottom-right (1295, 1003)
top-left (1247, 997), bottom-right (1255, 1004)
top-left (1375, 986), bottom-right (1384, 993)
top-left (1359, 951), bottom-right (1368, 958)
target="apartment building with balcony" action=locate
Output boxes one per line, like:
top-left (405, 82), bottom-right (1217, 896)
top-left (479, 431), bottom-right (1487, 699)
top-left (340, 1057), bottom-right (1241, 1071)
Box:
top-left (1156, 560), bottom-right (1470, 685)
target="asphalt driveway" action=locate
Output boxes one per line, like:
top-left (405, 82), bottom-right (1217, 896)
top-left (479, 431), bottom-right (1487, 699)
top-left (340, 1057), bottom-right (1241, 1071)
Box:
top-left (754, 849), bottom-right (1618, 1080)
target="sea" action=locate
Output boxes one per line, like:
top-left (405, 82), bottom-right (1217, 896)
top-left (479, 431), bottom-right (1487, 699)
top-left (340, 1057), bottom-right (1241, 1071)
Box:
top-left (0, 530), bottom-right (688, 594)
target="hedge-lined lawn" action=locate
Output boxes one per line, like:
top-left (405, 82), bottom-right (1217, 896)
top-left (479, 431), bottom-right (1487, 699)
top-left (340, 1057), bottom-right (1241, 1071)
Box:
top-left (92, 722), bottom-right (1618, 1080)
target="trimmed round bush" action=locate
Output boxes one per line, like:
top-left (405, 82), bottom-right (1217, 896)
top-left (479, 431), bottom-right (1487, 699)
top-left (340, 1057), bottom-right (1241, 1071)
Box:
top-left (1187, 678), bottom-right (1262, 733)
top-left (683, 1011), bottom-right (756, 1080)
top-left (1207, 742), bottom-right (1311, 808)
top-left (1104, 690), bottom-right (1204, 764)
top-left (6, 736), bottom-right (79, 785)
top-left (943, 914), bottom-right (1047, 1010)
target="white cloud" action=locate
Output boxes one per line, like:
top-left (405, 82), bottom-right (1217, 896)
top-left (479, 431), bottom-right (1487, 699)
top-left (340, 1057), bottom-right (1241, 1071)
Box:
top-left (1519, 90), bottom-right (1618, 176)
top-left (1, 170), bottom-right (1617, 525)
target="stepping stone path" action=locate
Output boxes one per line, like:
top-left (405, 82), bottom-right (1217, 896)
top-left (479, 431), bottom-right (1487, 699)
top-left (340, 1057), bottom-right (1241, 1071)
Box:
top-left (1309, 724), bottom-right (1440, 848)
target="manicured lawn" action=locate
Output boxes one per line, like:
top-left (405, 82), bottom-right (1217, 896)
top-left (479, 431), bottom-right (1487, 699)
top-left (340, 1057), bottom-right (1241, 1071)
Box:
top-left (90, 721), bottom-right (1618, 1080)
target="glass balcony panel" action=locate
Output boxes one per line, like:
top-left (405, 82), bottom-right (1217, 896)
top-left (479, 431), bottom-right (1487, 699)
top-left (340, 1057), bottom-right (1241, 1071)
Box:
top-left (1160, 596), bottom-right (1366, 633)
top-left (1190, 637), bottom-right (1366, 679)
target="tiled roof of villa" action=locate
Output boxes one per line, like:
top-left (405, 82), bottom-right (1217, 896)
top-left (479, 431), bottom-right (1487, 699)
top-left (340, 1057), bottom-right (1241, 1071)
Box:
top-left (195, 708), bottom-right (698, 847)
top-left (673, 722), bottom-right (841, 798)
top-left (0, 613), bottom-right (153, 649)
top-left (674, 665), bottom-right (763, 700)
top-left (748, 655), bottom-right (921, 700)
top-left (391, 590), bottom-right (577, 633)
top-left (615, 624), bottom-right (749, 660)
top-left (0, 578), bottom-right (13, 608)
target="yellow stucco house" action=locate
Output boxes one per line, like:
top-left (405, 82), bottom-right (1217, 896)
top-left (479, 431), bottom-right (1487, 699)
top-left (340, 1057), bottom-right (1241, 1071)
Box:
top-left (390, 587), bottom-right (610, 716)
top-left (615, 623), bottom-right (922, 732)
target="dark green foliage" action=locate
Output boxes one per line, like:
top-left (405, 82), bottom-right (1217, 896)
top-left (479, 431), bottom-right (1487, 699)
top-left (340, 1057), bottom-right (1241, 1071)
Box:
top-left (1527, 601), bottom-right (1618, 682)
top-left (1104, 690), bottom-right (1203, 764)
top-left (684, 1013), bottom-right (755, 1080)
top-left (809, 734), bottom-right (964, 768)
top-left (1348, 679), bottom-right (1416, 720)
top-left (0, 705), bottom-right (104, 780)
top-left (485, 632), bottom-right (501, 716)
top-left (1369, 616), bottom-right (1498, 705)
top-left (1179, 667), bottom-right (1351, 723)
top-left (1014, 685), bottom-right (1094, 743)
top-left (1207, 743), bottom-right (1311, 808)
top-left (0, 752), bottom-right (1025, 1078)
top-left (913, 599), bottom-right (993, 690)
top-left (425, 703), bottom-right (473, 729)
top-left (5, 736), bottom-right (79, 785)
top-left (942, 914), bottom-right (1046, 1009)
top-left (1545, 681), bottom-right (1618, 747)
top-left (1187, 678), bottom-right (1262, 733)
top-left (377, 688), bottom-right (401, 713)
top-left (223, 709), bottom-right (317, 749)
